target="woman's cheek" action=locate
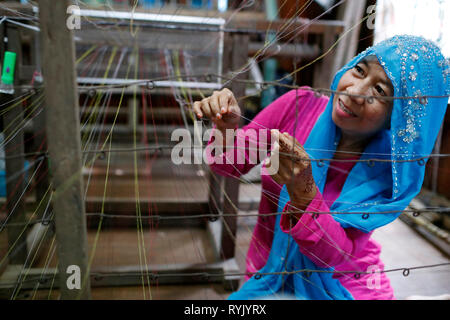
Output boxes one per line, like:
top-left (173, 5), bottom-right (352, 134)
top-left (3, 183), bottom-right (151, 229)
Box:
top-left (365, 107), bottom-right (389, 132)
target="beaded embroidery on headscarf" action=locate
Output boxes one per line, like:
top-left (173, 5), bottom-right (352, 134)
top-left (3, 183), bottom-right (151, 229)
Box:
top-left (369, 35), bottom-right (450, 197)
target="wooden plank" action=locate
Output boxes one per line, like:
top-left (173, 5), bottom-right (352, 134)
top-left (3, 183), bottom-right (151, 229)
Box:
top-left (372, 218), bottom-right (450, 299)
top-left (399, 214), bottom-right (450, 258)
top-left (38, 0), bottom-right (91, 300)
top-left (0, 259), bottom-right (240, 292)
top-left (330, 0), bottom-right (367, 79)
top-left (227, 17), bottom-right (345, 35)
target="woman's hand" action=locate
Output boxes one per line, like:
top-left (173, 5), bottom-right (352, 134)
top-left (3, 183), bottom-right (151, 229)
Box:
top-left (265, 130), bottom-right (317, 211)
top-left (192, 88), bottom-right (241, 131)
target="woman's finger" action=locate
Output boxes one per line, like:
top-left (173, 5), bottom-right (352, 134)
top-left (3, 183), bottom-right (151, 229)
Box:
top-left (270, 163), bottom-right (296, 185)
top-left (209, 92), bottom-right (221, 119)
top-left (200, 99), bottom-right (213, 119)
top-left (278, 132), bottom-right (309, 165)
top-left (270, 129), bottom-right (281, 149)
top-left (264, 140), bottom-right (281, 175)
top-left (279, 132), bottom-right (297, 151)
top-left (193, 101), bottom-right (202, 118)
top-left (282, 132), bottom-right (307, 154)
top-left (219, 89), bottom-right (232, 114)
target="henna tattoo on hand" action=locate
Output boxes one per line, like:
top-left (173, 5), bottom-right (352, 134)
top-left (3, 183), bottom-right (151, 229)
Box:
top-left (299, 164), bottom-right (315, 193)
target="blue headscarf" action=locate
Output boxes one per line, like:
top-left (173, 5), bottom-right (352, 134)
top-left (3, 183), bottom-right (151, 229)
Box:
top-left (229, 35), bottom-right (450, 300)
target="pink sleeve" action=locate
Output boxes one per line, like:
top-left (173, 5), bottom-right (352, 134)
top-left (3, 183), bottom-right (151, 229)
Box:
top-left (279, 188), bottom-right (372, 268)
top-left (205, 89), bottom-right (311, 177)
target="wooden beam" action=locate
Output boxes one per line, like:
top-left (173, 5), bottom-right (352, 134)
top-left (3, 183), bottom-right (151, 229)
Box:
top-left (29, 28), bottom-right (50, 220)
top-left (330, 0), bottom-right (367, 79)
top-left (38, 0), bottom-right (91, 300)
top-left (313, 25), bottom-right (337, 89)
top-left (248, 42), bottom-right (320, 59)
top-left (0, 259), bottom-right (240, 295)
top-left (227, 17), bottom-right (345, 35)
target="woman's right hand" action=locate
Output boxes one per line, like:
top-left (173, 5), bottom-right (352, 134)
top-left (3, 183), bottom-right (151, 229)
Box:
top-left (192, 88), bottom-right (241, 131)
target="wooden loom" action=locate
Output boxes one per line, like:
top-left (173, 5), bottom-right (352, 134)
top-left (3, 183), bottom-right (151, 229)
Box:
top-left (0, 0), bottom-right (355, 299)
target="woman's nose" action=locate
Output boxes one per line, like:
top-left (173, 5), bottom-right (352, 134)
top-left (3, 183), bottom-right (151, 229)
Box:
top-left (347, 84), bottom-right (367, 105)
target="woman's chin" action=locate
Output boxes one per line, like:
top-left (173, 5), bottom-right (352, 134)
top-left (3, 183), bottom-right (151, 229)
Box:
top-left (331, 108), bottom-right (346, 129)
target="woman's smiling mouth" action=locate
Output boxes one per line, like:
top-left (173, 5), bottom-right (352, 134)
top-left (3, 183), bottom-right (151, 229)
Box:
top-left (337, 99), bottom-right (357, 118)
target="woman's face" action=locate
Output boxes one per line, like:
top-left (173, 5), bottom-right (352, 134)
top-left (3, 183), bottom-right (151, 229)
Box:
top-left (332, 57), bottom-right (394, 140)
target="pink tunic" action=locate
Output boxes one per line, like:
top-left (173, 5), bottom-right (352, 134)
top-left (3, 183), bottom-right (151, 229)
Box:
top-left (206, 88), bottom-right (395, 300)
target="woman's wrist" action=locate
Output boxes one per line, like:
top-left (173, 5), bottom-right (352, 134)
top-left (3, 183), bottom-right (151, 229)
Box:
top-left (289, 186), bottom-right (317, 211)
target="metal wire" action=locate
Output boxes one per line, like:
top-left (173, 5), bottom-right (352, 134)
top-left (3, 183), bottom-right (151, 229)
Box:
top-left (2, 143), bottom-right (450, 163)
top-left (1, 262), bottom-right (449, 287)
top-left (7, 71), bottom-right (450, 102)
top-left (2, 207), bottom-right (450, 228)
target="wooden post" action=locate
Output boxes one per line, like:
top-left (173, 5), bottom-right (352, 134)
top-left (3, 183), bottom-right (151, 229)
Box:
top-left (38, 0), bottom-right (91, 299)
top-left (208, 170), bottom-right (222, 215)
top-left (29, 25), bottom-right (50, 215)
top-left (312, 26), bottom-right (337, 89)
top-left (313, 0), bottom-right (366, 89)
top-left (220, 33), bottom-right (249, 260)
top-left (2, 25), bottom-right (28, 265)
top-left (330, 0), bottom-right (366, 79)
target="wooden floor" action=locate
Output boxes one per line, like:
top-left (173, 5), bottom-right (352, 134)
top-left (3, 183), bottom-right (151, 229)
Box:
top-left (372, 219), bottom-right (450, 299)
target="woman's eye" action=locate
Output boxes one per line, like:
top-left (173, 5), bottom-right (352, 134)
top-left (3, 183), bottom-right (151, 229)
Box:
top-left (375, 85), bottom-right (386, 96)
top-left (354, 65), bottom-right (364, 75)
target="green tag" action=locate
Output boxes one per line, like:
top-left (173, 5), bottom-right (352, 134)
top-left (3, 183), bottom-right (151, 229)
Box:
top-left (1, 51), bottom-right (17, 85)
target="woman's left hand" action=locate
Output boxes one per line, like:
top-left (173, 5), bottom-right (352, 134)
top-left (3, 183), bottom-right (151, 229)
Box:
top-left (265, 130), bottom-right (317, 210)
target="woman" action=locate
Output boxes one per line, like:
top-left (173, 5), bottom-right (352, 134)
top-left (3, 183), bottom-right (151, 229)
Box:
top-left (193, 35), bottom-right (449, 299)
